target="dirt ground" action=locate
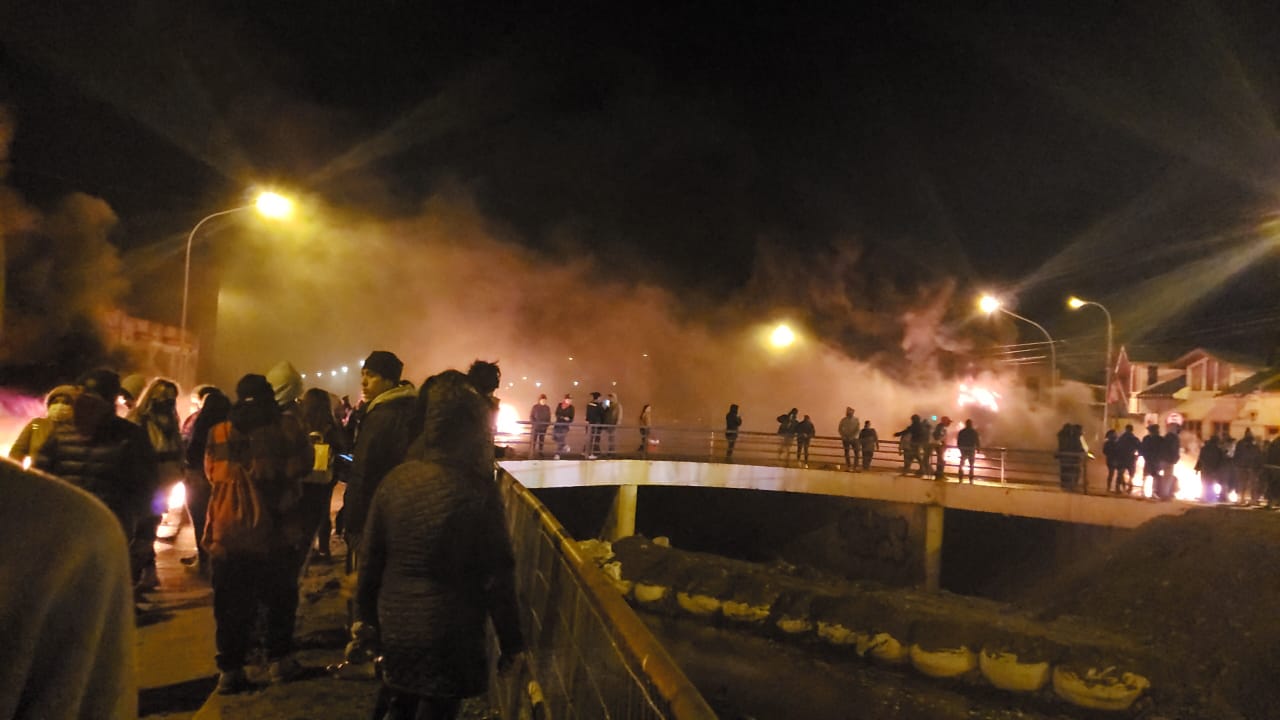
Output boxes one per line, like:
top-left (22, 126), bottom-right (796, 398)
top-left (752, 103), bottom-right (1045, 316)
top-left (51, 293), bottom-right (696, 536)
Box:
top-left (1013, 506), bottom-right (1280, 720)
top-left (598, 503), bottom-right (1280, 719)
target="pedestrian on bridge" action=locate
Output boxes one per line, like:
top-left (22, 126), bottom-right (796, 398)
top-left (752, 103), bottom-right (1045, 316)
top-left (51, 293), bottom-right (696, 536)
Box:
top-left (725, 404), bottom-right (742, 460)
top-left (931, 416), bottom-right (952, 480)
top-left (795, 414), bottom-right (815, 465)
top-left (956, 419), bottom-right (979, 482)
top-left (585, 392), bottom-right (604, 458)
top-left (838, 407), bottom-right (860, 471)
top-left (553, 394), bottom-right (574, 457)
top-left (776, 408), bottom-right (798, 462)
top-left (858, 420), bottom-right (878, 470)
top-left (529, 394), bottom-right (551, 458)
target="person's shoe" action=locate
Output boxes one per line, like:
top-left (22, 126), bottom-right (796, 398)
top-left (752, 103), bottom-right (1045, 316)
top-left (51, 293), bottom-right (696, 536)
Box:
top-left (216, 668), bottom-right (250, 695)
top-left (135, 565), bottom-right (160, 592)
top-left (268, 655), bottom-right (303, 684)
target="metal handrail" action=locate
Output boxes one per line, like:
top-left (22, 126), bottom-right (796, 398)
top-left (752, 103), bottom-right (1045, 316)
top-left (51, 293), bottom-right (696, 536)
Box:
top-left (506, 421), bottom-right (1097, 491)
top-left (491, 467), bottom-right (718, 720)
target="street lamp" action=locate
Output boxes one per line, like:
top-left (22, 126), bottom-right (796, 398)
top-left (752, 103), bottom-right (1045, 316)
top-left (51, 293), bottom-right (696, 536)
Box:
top-left (179, 191), bottom-right (294, 377)
top-left (1068, 296), bottom-right (1114, 433)
top-left (979, 294), bottom-right (1057, 401)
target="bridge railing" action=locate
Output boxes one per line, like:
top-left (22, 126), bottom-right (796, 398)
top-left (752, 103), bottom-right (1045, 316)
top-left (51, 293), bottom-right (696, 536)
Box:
top-left (488, 466), bottom-right (717, 720)
top-left (503, 422), bottom-right (1088, 490)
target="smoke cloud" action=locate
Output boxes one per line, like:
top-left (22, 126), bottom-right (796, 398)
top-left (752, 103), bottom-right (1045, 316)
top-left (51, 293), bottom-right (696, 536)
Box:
top-left (0, 106), bottom-right (129, 384)
top-left (210, 187), bottom-right (1092, 448)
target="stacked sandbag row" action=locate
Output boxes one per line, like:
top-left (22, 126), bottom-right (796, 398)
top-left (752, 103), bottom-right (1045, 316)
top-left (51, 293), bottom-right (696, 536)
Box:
top-left (586, 536), bottom-right (1152, 713)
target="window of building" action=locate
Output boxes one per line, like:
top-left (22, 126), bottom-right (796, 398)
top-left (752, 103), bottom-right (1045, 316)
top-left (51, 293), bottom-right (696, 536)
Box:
top-left (1211, 421), bottom-right (1231, 437)
top-left (1189, 362), bottom-right (1204, 392)
top-left (1147, 365), bottom-right (1159, 386)
top-left (1184, 420), bottom-right (1203, 439)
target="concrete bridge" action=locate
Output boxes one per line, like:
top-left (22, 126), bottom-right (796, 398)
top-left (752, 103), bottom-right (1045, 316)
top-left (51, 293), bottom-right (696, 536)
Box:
top-left (487, 452), bottom-right (1199, 719)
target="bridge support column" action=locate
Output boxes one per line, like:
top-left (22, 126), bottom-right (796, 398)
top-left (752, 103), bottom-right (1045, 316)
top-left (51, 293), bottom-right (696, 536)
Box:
top-left (924, 504), bottom-right (944, 592)
top-left (605, 484), bottom-right (638, 541)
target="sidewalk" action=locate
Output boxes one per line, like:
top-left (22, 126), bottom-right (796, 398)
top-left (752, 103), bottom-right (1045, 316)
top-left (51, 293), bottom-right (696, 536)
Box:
top-left (137, 523), bottom-right (378, 720)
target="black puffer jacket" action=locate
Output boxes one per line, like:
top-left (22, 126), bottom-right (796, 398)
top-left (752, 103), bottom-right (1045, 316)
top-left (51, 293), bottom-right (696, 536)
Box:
top-left (356, 370), bottom-right (522, 697)
top-left (36, 416), bottom-right (157, 530)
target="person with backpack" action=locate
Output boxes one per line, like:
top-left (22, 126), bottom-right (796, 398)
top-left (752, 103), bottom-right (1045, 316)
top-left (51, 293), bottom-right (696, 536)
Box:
top-left (203, 374), bottom-right (314, 694)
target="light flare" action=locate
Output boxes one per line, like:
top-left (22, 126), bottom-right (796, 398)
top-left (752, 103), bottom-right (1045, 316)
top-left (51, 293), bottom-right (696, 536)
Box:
top-left (770, 323), bottom-right (796, 349)
top-left (496, 403), bottom-right (522, 439)
top-left (167, 481), bottom-right (187, 512)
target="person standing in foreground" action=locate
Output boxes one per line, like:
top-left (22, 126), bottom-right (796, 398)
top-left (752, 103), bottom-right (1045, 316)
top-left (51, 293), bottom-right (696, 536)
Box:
top-left (356, 370), bottom-right (525, 719)
top-left (344, 351), bottom-right (417, 556)
top-left (0, 460), bottom-right (138, 720)
top-left (203, 374), bottom-right (314, 693)
top-left (36, 369), bottom-right (157, 586)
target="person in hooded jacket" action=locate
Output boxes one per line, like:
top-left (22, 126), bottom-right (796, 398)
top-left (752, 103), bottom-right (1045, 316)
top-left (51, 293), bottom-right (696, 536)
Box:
top-left (1233, 429), bottom-right (1263, 505)
top-left (776, 408), bottom-right (798, 461)
top-left (299, 387), bottom-right (349, 562)
top-left (127, 377), bottom-right (185, 593)
top-left (36, 369), bottom-right (158, 587)
top-left (355, 369), bottom-right (524, 720)
top-left (1102, 429), bottom-right (1121, 493)
top-left (181, 388), bottom-right (231, 571)
top-left (8, 384), bottom-right (78, 465)
top-left (529, 394), bottom-right (551, 457)
top-left (203, 374), bottom-right (313, 694)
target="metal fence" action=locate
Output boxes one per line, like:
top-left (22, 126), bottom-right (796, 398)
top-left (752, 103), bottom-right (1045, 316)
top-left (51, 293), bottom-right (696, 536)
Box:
top-left (488, 467), bottom-right (718, 720)
top-left (502, 421), bottom-right (1090, 491)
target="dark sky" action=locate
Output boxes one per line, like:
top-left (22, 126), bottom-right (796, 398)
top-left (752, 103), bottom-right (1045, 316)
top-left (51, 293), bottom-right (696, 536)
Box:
top-left (3, 0), bottom-right (1280, 363)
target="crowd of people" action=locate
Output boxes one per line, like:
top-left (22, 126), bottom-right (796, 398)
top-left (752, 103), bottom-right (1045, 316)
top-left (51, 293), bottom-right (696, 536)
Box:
top-left (4, 351), bottom-right (525, 719)
top-left (1098, 422), bottom-right (1280, 504)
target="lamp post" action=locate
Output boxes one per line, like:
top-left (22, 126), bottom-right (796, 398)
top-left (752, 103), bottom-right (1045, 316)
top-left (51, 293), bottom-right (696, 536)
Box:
top-left (980, 294), bottom-right (1057, 402)
top-left (1068, 296), bottom-right (1114, 434)
top-left (179, 191), bottom-right (293, 378)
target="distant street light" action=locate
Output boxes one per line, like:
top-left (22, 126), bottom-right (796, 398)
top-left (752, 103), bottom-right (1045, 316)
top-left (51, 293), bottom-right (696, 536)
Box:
top-left (1068, 296), bottom-right (1114, 433)
top-left (979, 294), bottom-right (1057, 401)
top-left (179, 190), bottom-right (295, 378)
top-left (770, 323), bottom-right (796, 349)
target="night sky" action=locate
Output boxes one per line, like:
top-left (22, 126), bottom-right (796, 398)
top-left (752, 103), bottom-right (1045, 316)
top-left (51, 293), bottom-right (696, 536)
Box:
top-left (3, 1), bottom-right (1280, 376)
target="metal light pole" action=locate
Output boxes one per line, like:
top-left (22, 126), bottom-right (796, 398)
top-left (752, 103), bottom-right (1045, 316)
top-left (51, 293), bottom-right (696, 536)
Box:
top-left (179, 192), bottom-right (294, 380)
top-left (1068, 296), bottom-right (1113, 433)
top-left (980, 295), bottom-right (1057, 402)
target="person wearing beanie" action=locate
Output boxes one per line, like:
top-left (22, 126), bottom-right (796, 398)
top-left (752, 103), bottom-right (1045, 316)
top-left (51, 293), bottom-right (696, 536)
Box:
top-left (8, 384), bottom-right (78, 465)
top-left (120, 373), bottom-right (148, 414)
top-left (203, 373), bottom-right (313, 693)
top-left (344, 351), bottom-right (416, 554)
top-left (267, 360), bottom-right (305, 411)
top-left (35, 369), bottom-right (158, 590)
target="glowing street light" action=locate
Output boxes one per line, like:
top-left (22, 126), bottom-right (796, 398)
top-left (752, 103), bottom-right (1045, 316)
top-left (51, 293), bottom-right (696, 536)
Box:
top-left (979, 294), bottom-right (1057, 400)
top-left (1068, 296), bottom-right (1114, 433)
top-left (770, 323), bottom-right (796, 349)
top-left (180, 190), bottom-right (295, 378)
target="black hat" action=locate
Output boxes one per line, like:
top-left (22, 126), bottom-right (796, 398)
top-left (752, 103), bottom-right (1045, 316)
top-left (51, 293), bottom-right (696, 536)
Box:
top-left (235, 374), bottom-right (275, 404)
top-left (363, 351), bottom-right (403, 382)
top-left (77, 369), bottom-right (121, 401)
